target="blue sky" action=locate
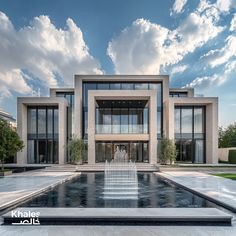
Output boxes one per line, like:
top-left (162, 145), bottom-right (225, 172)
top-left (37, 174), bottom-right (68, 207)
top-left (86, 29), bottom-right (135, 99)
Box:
top-left (0, 0), bottom-right (235, 127)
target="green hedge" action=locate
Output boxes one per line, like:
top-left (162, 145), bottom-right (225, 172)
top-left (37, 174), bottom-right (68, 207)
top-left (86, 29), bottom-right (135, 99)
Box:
top-left (228, 150), bottom-right (236, 164)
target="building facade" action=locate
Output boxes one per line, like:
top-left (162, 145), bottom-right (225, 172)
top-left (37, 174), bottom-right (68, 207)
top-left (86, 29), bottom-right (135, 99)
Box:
top-left (17, 75), bottom-right (218, 165)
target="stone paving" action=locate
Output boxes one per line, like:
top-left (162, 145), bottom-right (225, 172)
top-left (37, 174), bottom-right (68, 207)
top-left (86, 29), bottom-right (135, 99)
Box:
top-left (0, 225), bottom-right (235, 236)
top-left (0, 170), bottom-right (79, 211)
top-left (157, 171), bottom-right (236, 212)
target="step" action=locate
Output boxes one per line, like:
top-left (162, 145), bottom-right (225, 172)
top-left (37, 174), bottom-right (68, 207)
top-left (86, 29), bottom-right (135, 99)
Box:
top-left (3, 208), bottom-right (232, 226)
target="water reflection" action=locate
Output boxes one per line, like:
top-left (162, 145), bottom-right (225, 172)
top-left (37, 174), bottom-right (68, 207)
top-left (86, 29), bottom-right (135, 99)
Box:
top-left (21, 173), bottom-right (217, 208)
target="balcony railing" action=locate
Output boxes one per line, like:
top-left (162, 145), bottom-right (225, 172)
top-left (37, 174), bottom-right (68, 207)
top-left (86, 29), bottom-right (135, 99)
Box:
top-left (96, 125), bottom-right (148, 134)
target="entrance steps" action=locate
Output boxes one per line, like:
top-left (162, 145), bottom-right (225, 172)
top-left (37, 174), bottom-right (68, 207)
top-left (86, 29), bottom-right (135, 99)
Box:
top-left (44, 163), bottom-right (159, 172)
top-left (3, 208), bottom-right (232, 226)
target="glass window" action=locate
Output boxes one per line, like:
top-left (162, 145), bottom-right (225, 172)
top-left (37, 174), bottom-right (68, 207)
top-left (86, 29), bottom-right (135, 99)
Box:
top-left (54, 109), bottom-right (58, 139)
top-left (194, 108), bottom-right (204, 136)
top-left (121, 83), bottom-right (134, 90)
top-left (194, 140), bottom-right (204, 163)
top-left (37, 109), bottom-right (46, 139)
top-left (97, 83), bottom-right (109, 90)
top-left (47, 108), bottom-right (53, 139)
top-left (112, 108), bottom-right (120, 133)
top-left (134, 83), bottom-right (148, 90)
top-left (120, 108), bottom-right (129, 133)
top-left (110, 83), bottom-right (121, 90)
top-left (27, 140), bottom-right (35, 164)
top-left (181, 108), bottom-right (192, 135)
top-left (83, 83), bottom-right (97, 107)
top-left (143, 108), bottom-right (148, 134)
top-left (157, 111), bottom-right (161, 135)
top-left (174, 108), bottom-right (181, 134)
top-left (53, 140), bottom-right (59, 163)
top-left (27, 108), bottom-right (36, 137)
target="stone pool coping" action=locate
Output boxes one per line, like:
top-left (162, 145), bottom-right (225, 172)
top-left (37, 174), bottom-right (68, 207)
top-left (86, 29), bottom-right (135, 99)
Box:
top-left (2, 207), bottom-right (232, 226)
top-left (156, 171), bottom-right (236, 213)
top-left (0, 171), bottom-right (80, 213)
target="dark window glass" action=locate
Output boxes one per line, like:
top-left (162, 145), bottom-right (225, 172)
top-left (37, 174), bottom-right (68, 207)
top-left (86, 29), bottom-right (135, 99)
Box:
top-left (97, 83), bottom-right (109, 90)
top-left (174, 108), bottom-right (181, 134)
top-left (83, 83), bottom-right (97, 107)
top-left (38, 109), bottom-right (46, 139)
top-left (134, 83), bottom-right (148, 90)
top-left (112, 108), bottom-right (120, 133)
top-left (120, 108), bottom-right (129, 133)
top-left (47, 109), bottom-right (53, 139)
top-left (27, 140), bottom-right (35, 164)
top-left (121, 83), bottom-right (134, 90)
top-left (54, 109), bottom-right (58, 138)
top-left (175, 106), bottom-right (205, 163)
top-left (110, 83), bottom-right (121, 90)
top-left (194, 108), bottom-right (203, 135)
top-left (194, 140), bottom-right (204, 163)
top-left (181, 108), bottom-right (192, 134)
top-left (157, 111), bottom-right (161, 134)
top-left (143, 108), bottom-right (148, 134)
top-left (27, 108), bottom-right (36, 138)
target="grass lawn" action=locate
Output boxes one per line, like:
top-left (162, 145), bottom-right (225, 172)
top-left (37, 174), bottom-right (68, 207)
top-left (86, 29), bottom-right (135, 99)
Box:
top-left (213, 173), bottom-right (236, 180)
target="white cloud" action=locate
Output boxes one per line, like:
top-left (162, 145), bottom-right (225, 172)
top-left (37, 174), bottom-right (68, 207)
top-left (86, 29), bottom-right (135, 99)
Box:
top-left (107, 19), bottom-right (169, 74)
top-left (171, 65), bottom-right (188, 75)
top-left (0, 11), bottom-right (102, 102)
top-left (107, 12), bottom-right (223, 74)
top-left (171, 0), bottom-right (187, 15)
top-left (185, 60), bottom-right (236, 89)
top-left (230, 13), bottom-right (236, 31)
top-left (202, 35), bottom-right (236, 68)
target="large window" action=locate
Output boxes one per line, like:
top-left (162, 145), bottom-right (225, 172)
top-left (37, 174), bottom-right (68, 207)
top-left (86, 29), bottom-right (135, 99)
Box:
top-left (56, 92), bottom-right (74, 140)
top-left (27, 106), bottom-right (59, 164)
top-left (82, 81), bottom-right (163, 138)
top-left (95, 141), bottom-right (149, 163)
top-left (96, 107), bottom-right (149, 134)
top-left (174, 106), bottom-right (205, 163)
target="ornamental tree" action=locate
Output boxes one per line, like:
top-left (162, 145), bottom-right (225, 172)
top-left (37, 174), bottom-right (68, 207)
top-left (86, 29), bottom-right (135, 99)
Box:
top-left (0, 119), bottom-right (24, 171)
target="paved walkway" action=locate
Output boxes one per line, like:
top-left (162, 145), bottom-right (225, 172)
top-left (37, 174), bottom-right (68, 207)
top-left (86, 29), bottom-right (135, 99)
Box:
top-left (0, 170), bottom-right (79, 211)
top-left (0, 225), bottom-right (235, 236)
top-left (157, 171), bottom-right (236, 212)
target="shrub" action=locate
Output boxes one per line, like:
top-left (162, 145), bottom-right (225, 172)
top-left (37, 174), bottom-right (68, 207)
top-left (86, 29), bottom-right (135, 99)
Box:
top-left (228, 150), bottom-right (236, 164)
top-left (159, 137), bottom-right (177, 165)
top-left (67, 137), bottom-right (85, 164)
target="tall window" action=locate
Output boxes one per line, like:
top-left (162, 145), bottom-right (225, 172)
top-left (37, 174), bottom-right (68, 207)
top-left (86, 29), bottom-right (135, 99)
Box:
top-left (27, 106), bottom-right (59, 164)
top-left (174, 106), bottom-right (205, 163)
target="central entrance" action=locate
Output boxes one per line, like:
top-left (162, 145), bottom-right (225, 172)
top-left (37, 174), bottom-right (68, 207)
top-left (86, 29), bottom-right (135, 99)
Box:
top-left (95, 141), bottom-right (149, 163)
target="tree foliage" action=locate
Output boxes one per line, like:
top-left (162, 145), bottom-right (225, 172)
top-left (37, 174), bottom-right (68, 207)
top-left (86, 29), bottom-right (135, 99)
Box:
top-left (0, 119), bottom-right (24, 171)
top-left (67, 136), bottom-right (85, 164)
top-left (159, 137), bottom-right (177, 165)
top-left (219, 123), bottom-right (236, 148)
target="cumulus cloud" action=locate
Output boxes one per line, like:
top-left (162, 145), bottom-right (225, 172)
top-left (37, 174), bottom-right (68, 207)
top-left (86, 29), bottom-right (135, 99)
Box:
top-left (107, 11), bottom-right (223, 74)
top-left (171, 65), bottom-right (188, 75)
top-left (107, 19), bottom-right (169, 74)
top-left (202, 35), bottom-right (236, 68)
top-left (185, 60), bottom-right (236, 89)
top-left (0, 11), bottom-right (102, 102)
top-left (171, 0), bottom-right (187, 15)
top-left (230, 13), bottom-right (236, 31)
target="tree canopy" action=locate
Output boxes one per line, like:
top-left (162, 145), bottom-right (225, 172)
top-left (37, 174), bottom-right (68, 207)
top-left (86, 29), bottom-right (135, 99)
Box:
top-left (219, 123), bottom-right (236, 148)
top-left (0, 119), bottom-right (24, 171)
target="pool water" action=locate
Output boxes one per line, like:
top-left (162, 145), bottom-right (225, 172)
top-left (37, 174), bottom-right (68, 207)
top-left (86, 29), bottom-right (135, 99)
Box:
top-left (20, 173), bottom-right (217, 208)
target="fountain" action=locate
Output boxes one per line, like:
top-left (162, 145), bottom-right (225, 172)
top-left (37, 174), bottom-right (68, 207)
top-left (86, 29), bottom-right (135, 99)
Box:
top-left (103, 147), bottom-right (138, 199)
